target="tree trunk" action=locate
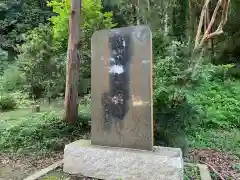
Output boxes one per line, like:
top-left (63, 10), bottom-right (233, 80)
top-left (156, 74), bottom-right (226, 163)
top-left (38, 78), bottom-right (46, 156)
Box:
top-left (64, 0), bottom-right (81, 124)
top-left (136, 0), bottom-right (140, 25)
top-left (146, 0), bottom-right (150, 24)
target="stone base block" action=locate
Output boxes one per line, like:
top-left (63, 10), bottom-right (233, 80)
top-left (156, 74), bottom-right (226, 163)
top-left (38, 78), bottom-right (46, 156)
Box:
top-left (63, 140), bottom-right (183, 180)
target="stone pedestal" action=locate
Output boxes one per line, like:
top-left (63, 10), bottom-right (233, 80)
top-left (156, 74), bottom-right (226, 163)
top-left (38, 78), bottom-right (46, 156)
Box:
top-left (63, 140), bottom-right (183, 180)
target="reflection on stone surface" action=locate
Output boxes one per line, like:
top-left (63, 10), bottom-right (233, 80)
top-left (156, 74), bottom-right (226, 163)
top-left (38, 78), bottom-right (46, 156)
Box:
top-left (132, 95), bottom-right (149, 107)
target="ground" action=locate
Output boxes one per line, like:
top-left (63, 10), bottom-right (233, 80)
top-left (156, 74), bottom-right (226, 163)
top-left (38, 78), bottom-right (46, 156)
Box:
top-left (186, 150), bottom-right (240, 179)
top-left (0, 102), bottom-right (239, 179)
top-left (0, 152), bottom-right (63, 180)
top-left (184, 164), bottom-right (200, 180)
top-left (40, 166), bottom-right (98, 180)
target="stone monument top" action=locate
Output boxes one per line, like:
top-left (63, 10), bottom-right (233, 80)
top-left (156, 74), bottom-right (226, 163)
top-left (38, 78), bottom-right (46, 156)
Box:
top-left (91, 25), bottom-right (153, 150)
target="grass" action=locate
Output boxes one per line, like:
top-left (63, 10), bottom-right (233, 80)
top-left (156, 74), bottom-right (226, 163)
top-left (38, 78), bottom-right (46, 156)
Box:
top-left (188, 128), bottom-right (240, 157)
top-left (0, 101), bottom-right (90, 156)
top-left (184, 164), bottom-right (201, 180)
top-left (1, 101), bottom-right (89, 126)
top-left (1, 100), bottom-right (239, 157)
top-left (39, 168), bottom-right (68, 180)
top-left (1, 97), bottom-right (239, 180)
top-left (1, 99), bottom-right (239, 180)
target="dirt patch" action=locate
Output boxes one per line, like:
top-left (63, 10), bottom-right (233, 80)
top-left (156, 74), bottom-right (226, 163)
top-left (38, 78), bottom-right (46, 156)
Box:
top-left (186, 149), bottom-right (240, 180)
top-left (0, 152), bottom-right (63, 180)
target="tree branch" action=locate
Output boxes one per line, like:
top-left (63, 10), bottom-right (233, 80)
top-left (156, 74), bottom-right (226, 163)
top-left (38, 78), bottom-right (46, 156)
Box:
top-left (199, 161), bottom-right (225, 180)
top-left (199, 0), bottom-right (222, 46)
top-left (194, 0), bottom-right (231, 51)
top-left (194, 0), bottom-right (211, 49)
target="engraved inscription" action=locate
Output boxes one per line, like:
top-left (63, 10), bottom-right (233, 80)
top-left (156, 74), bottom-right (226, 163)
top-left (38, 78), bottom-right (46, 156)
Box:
top-left (101, 32), bottom-right (131, 131)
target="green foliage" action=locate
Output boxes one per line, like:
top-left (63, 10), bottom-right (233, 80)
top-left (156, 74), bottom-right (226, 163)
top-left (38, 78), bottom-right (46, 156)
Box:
top-left (187, 80), bottom-right (240, 129)
top-left (116, 0), bottom-right (136, 25)
top-left (0, 94), bottom-right (17, 111)
top-left (0, 0), bottom-right (239, 159)
top-left (0, 0), bottom-right (52, 54)
top-left (17, 24), bottom-right (65, 98)
top-left (152, 31), bottom-right (171, 57)
top-left (1, 65), bottom-right (26, 92)
top-left (48, 0), bottom-right (116, 43)
top-left (0, 91), bottom-right (32, 111)
top-left (47, 0), bottom-right (116, 77)
top-left (153, 40), bottom-right (199, 152)
top-left (11, 91), bottom-right (33, 107)
top-left (0, 109), bottom-right (90, 154)
top-left (188, 129), bottom-right (240, 156)
top-left (0, 49), bottom-right (8, 74)
top-left (103, 0), bottom-right (123, 6)
top-left (13, 0), bottom-right (116, 98)
top-left (171, 0), bottom-right (188, 40)
top-left (153, 39), bottom-right (240, 154)
top-left (79, 78), bottom-right (91, 96)
top-left (184, 165), bottom-right (201, 180)
top-left (80, 94), bottom-right (91, 108)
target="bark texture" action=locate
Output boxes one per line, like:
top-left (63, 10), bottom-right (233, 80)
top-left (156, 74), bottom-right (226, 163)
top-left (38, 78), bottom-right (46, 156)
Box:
top-left (64, 0), bottom-right (81, 123)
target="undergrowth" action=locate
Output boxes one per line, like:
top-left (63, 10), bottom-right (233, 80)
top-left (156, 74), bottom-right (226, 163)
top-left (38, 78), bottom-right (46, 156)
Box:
top-left (153, 41), bottom-right (240, 156)
top-left (0, 105), bottom-right (90, 155)
top-left (186, 80), bottom-right (240, 129)
top-left (1, 40), bottom-right (239, 158)
top-left (184, 165), bottom-right (201, 180)
top-left (0, 91), bottom-right (33, 111)
top-left (188, 129), bottom-right (240, 157)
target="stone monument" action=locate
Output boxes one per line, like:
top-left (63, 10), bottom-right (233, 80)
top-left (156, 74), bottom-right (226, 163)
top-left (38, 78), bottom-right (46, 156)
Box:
top-left (63, 26), bottom-right (183, 180)
top-left (91, 25), bottom-right (153, 150)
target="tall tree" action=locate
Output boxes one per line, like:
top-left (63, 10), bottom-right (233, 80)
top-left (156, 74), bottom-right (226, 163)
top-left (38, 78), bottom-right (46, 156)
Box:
top-left (64, 0), bottom-right (81, 123)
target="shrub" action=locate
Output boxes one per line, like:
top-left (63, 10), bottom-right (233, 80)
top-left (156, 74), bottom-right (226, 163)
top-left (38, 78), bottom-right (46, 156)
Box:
top-left (0, 90), bottom-right (33, 111)
top-left (153, 40), bottom-right (240, 153)
top-left (0, 94), bottom-right (17, 111)
top-left (11, 91), bottom-right (33, 107)
top-left (0, 49), bottom-right (8, 75)
top-left (2, 65), bottom-right (26, 92)
top-left (188, 128), bottom-right (240, 156)
top-left (0, 110), bottom-right (90, 154)
top-left (80, 94), bottom-right (91, 107)
top-left (152, 31), bottom-right (171, 58)
top-left (186, 80), bottom-right (240, 129)
top-left (153, 41), bottom-right (199, 153)
top-left (17, 25), bottom-right (66, 98)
